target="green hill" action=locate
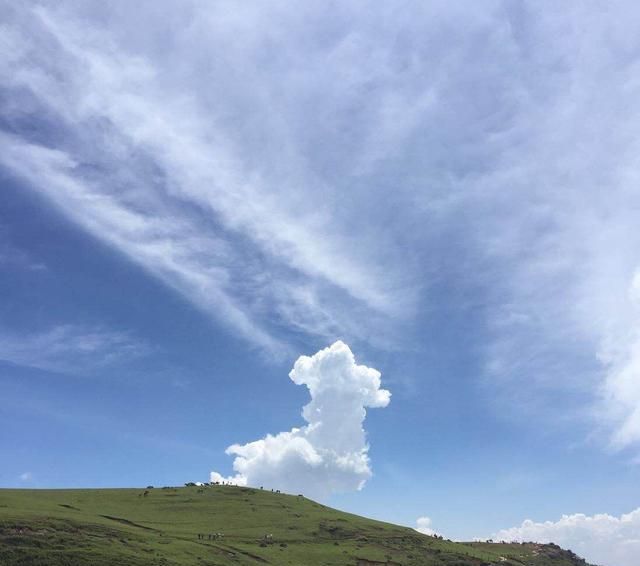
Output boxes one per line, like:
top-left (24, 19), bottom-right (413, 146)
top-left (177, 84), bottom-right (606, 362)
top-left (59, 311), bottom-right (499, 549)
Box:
top-left (0, 486), bottom-right (592, 566)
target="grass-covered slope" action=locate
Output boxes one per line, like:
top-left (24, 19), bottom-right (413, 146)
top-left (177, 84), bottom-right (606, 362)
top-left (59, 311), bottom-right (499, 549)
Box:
top-left (0, 486), bottom-right (591, 566)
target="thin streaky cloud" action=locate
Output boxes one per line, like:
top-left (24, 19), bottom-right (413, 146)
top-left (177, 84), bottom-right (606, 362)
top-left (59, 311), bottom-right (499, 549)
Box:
top-left (1, 1), bottom-right (640, 454)
top-left (0, 323), bottom-right (148, 375)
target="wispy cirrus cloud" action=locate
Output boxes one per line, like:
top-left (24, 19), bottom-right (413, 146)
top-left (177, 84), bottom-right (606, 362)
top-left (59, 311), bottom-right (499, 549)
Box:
top-left (0, 3), bottom-right (415, 354)
top-left (2, 1), bottom-right (640, 455)
top-left (0, 239), bottom-right (46, 272)
top-left (0, 324), bottom-right (147, 375)
top-left (0, 133), bottom-right (282, 351)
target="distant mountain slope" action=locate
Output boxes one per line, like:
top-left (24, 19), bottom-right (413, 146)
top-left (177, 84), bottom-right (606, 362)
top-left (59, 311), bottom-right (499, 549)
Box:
top-left (0, 486), bottom-right (592, 566)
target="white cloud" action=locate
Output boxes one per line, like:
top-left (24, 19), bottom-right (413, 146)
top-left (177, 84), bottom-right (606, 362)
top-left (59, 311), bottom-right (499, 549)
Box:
top-left (597, 271), bottom-right (640, 448)
top-left (0, 324), bottom-right (147, 374)
top-left (0, 132), bottom-right (282, 352)
top-left (415, 516), bottom-right (437, 536)
top-left (0, 3), bottom-right (414, 353)
top-left (494, 508), bottom-right (640, 566)
top-left (211, 341), bottom-right (390, 499)
top-left (1, 1), bottom-right (640, 452)
top-left (0, 239), bottom-right (46, 271)
top-left (18, 472), bottom-right (32, 482)
top-left (443, 4), bottom-right (640, 452)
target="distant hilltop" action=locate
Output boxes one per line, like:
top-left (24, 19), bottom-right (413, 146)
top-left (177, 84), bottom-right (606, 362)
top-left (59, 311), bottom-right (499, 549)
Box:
top-left (0, 486), bottom-right (593, 566)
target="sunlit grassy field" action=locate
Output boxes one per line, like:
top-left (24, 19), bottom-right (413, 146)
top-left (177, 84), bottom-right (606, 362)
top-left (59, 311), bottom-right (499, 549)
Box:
top-left (0, 486), bottom-right (590, 566)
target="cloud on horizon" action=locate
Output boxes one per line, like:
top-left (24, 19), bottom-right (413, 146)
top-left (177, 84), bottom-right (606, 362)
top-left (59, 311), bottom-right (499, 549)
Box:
top-left (210, 341), bottom-right (390, 499)
top-left (415, 516), bottom-right (437, 536)
top-left (494, 508), bottom-right (640, 566)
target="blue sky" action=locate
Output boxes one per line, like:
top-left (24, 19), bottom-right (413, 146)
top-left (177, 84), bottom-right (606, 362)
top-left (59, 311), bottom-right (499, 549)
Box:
top-left (2, 2), bottom-right (640, 564)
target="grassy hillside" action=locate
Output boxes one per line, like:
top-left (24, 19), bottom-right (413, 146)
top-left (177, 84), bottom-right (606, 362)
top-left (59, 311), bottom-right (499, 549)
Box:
top-left (0, 486), bottom-right (592, 566)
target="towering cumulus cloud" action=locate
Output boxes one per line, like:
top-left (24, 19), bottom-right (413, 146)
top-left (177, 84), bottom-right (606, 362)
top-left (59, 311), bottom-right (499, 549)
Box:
top-left (211, 341), bottom-right (390, 499)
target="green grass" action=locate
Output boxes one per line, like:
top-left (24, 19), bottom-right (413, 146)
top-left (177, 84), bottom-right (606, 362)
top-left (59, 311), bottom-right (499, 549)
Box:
top-left (0, 486), bottom-right (592, 566)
